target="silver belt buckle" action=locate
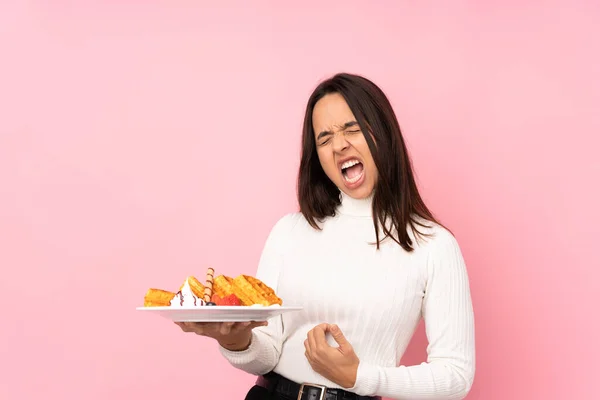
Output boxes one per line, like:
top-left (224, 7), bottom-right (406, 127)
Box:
top-left (298, 382), bottom-right (327, 400)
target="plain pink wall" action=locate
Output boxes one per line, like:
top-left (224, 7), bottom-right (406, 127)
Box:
top-left (1, 1), bottom-right (598, 399)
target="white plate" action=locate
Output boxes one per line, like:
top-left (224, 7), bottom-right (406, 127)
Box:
top-left (136, 305), bottom-right (303, 322)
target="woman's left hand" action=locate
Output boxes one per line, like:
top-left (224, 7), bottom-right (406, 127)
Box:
top-left (304, 323), bottom-right (360, 388)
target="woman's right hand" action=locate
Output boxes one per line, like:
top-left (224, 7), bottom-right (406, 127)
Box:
top-left (174, 321), bottom-right (268, 351)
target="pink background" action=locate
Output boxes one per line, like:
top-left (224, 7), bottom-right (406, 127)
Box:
top-left (1, 1), bottom-right (598, 399)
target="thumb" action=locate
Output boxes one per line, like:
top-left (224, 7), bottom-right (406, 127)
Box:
top-left (329, 324), bottom-right (349, 347)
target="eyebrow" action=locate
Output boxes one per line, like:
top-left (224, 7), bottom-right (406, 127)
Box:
top-left (317, 120), bottom-right (359, 140)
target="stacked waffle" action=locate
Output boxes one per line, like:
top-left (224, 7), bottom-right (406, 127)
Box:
top-left (143, 268), bottom-right (282, 307)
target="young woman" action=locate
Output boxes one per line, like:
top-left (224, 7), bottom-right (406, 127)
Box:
top-left (176, 73), bottom-right (476, 400)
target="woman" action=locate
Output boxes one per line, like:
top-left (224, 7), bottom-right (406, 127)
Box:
top-left (176, 73), bottom-right (476, 400)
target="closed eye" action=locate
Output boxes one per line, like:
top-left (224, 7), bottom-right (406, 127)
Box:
top-left (318, 130), bottom-right (360, 146)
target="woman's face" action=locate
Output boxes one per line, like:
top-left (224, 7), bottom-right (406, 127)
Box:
top-left (312, 93), bottom-right (377, 199)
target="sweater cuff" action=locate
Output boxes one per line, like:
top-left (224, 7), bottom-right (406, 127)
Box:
top-left (348, 361), bottom-right (380, 396)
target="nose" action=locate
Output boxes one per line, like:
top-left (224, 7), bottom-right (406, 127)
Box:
top-left (331, 131), bottom-right (349, 152)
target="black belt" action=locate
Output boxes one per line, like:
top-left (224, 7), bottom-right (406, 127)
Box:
top-left (256, 371), bottom-right (381, 400)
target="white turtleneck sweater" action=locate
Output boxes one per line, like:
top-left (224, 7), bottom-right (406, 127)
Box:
top-left (219, 193), bottom-right (475, 399)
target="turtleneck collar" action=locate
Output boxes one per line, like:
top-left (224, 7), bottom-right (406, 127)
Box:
top-left (337, 190), bottom-right (374, 217)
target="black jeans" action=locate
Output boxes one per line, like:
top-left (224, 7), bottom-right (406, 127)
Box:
top-left (244, 384), bottom-right (294, 400)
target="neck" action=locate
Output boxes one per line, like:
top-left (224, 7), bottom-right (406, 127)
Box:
top-left (337, 190), bottom-right (373, 217)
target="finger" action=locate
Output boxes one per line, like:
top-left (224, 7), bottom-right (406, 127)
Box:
top-left (229, 320), bottom-right (266, 334)
top-left (201, 322), bottom-right (228, 337)
top-left (228, 321), bottom-right (253, 334)
top-left (243, 320), bottom-right (268, 329)
top-left (307, 328), bottom-right (318, 354)
top-left (328, 324), bottom-right (349, 348)
top-left (185, 322), bottom-right (204, 334)
top-left (249, 320), bottom-right (268, 329)
top-left (229, 321), bottom-right (250, 333)
top-left (312, 324), bottom-right (328, 351)
top-left (219, 322), bottom-right (235, 335)
top-left (175, 322), bottom-right (194, 333)
top-left (174, 322), bottom-right (189, 332)
top-left (205, 322), bottom-right (224, 335)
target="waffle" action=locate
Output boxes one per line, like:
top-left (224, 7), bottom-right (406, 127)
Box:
top-left (243, 275), bottom-right (282, 305)
top-left (213, 274), bottom-right (282, 306)
top-left (144, 288), bottom-right (176, 307)
top-left (181, 276), bottom-right (205, 299)
top-left (212, 275), bottom-right (236, 299)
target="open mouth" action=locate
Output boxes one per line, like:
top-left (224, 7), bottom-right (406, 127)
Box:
top-left (340, 159), bottom-right (364, 184)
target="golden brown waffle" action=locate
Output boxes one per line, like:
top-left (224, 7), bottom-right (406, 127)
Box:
top-left (213, 275), bottom-right (254, 305)
top-left (244, 275), bottom-right (282, 305)
top-left (144, 288), bottom-right (176, 307)
top-left (213, 275), bottom-right (235, 298)
top-left (180, 276), bottom-right (205, 299)
top-left (212, 274), bottom-right (282, 306)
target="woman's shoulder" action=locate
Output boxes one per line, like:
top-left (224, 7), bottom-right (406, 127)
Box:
top-left (272, 211), bottom-right (304, 229)
top-left (267, 212), bottom-right (306, 238)
top-left (260, 212), bottom-right (306, 253)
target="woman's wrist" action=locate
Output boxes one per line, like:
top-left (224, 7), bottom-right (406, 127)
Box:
top-left (219, 334), bottom-right (252, 352)
top-left (341, 361), bottom-right (359, 388)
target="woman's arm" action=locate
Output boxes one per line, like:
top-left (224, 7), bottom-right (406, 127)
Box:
top-left (218, 213), bottom-right (298, 375)
top-left (348, 228), bottom-right (476, 399)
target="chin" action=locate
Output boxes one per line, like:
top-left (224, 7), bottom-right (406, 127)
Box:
top-left (339, 184), bottom-right (374, 200)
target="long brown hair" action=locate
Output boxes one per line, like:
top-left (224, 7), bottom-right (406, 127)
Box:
top-left (297, 72), bottom-right (443, 251)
